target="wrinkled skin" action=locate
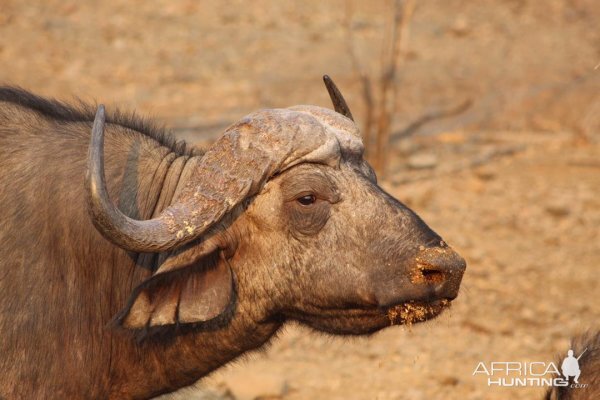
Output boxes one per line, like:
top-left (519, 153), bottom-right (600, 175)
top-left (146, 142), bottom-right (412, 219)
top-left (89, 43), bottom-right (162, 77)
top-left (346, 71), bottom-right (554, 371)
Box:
top-left (0, 87), bottom-right (465, 400)
top-left (116, 105), bottom-right (465, 337)
top-left (226, 161), bottom-right (463, 335)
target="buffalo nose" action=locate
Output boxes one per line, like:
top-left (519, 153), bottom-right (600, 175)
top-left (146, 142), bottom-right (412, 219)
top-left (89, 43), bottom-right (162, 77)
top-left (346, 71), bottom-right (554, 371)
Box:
top-left (413, 246), bottom-right (466, 300)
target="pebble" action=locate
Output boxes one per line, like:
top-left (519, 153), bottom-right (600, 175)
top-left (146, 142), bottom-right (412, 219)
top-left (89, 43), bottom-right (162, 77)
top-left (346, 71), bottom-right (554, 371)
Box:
top-left (222, 372), bottom-right (288, 400)
top-left (545, 203), bottom-right (570, 218)
top-left (407, 153), bottom-right (438, 169)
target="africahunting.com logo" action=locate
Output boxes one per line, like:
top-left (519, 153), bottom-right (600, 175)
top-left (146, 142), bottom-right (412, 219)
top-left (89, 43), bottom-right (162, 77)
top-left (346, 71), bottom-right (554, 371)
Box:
top-left (473, 348), bottom-right (589, 389)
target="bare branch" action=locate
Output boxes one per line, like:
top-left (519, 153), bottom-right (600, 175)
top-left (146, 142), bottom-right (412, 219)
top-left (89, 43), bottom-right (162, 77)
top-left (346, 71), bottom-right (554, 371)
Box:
top-left (344, 0), bottom-right (375, 153)
top-left (373, 0), bottom-right (416, 178)
top-left (346, 0), bottom-right (469, 180)
top-left (392, 99), bottom-right (473, 143)
top-left (391, 144), bottom-right (524, 185)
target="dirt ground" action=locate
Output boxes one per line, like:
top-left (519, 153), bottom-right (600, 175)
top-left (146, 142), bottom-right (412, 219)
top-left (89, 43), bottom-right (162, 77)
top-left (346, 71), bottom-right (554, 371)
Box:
top-left (189, 135), bottom-right (600, 400)
top-left (1, 1), bottom-right (598, 399)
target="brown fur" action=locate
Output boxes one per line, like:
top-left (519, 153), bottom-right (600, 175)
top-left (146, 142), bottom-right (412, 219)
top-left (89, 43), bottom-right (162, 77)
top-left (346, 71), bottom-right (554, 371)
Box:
top-left (545, 332), bottom-right (600, 400)
top-left (0, 88), bottom-right (466, 399)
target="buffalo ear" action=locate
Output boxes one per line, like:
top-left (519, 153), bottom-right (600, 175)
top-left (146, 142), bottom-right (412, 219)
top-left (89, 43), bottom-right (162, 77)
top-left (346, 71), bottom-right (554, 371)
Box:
top-left (117, 241), bottom-right (234, 329)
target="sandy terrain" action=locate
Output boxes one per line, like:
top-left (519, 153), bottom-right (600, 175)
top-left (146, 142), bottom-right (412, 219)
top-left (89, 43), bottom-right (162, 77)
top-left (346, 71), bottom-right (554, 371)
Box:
top-left (0, 1), bottom-right (598, 399)
top-left (188, 135), bottom-right (600, 400)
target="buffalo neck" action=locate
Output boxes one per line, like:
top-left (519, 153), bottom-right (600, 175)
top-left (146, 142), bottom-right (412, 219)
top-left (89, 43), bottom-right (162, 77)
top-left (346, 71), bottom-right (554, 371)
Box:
top-left (0, 103), bottom-right (281, 400)
top-left (107, 149), bottom-right (282, 399)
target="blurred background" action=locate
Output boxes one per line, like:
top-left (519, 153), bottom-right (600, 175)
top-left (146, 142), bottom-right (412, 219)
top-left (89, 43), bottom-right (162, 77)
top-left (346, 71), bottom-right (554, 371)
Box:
top-left (1, 0), bottom-right (598, 399)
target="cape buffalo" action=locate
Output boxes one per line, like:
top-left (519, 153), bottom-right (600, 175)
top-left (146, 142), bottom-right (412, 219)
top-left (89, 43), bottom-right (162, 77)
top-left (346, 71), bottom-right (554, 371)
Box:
top-left (0, 77), bottom-right (465, 399)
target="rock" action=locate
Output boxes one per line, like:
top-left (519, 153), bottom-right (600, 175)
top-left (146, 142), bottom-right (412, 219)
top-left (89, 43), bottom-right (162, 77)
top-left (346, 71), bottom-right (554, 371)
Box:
top-left (407, 153), bottom-right (438, 170)
top-left (223, 372), bottom-right (288, 400)
top-left (439, 376), bottom-right (460, 386)
top-left (450, 16), bottom-right (470, 37)
top-left (545, 203), bottom-right (570, 218)
top-left (159, 385), bottom-right (235, 400)
top-left (474, 167), bottom-right (496, 181)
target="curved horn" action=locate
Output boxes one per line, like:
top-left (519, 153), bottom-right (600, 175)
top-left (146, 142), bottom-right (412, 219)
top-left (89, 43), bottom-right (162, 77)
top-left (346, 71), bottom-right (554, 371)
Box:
top-left (322, 74), bottom-right (354, 121)
top-left (87, 106), bottom-right (251, 253)
top-left (86, 105), bottom-right (199, 252)
top-left (86, 106), bottom-right (346, 254)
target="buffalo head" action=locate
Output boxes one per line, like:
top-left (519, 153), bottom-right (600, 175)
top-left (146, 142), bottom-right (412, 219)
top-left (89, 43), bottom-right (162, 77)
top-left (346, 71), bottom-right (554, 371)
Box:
top-left (85, 76), bottom-right (465, 336)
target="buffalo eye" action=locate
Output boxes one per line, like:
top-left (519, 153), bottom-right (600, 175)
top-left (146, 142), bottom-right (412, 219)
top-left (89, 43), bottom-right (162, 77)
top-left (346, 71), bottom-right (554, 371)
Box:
top-left (297, 194), bottom-right (316, 206)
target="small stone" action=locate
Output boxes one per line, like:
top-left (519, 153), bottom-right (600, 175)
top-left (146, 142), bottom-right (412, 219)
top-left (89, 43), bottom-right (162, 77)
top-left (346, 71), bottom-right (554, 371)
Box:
top-left (223, 372), bottom-right (288, 400)
top-left (545, 204), bottom-right (570, 218)
top-left (450, 16), bottom-right (470, 37)
top-left (439, 376), bottom-right (460, 386)
top-left (474, 167), bottom-right (496, 181)
top-left (160, 385), bottom-right (234, 400)
top-left (407, 153), bottom-right (438, 170)
top-left (520, 307), bottom-right (536, 321)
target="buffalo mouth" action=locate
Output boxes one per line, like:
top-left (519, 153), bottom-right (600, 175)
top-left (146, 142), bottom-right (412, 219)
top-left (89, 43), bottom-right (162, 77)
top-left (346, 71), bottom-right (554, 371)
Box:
top-left (289, 298), bottom-right (453, 335)
top-left (385, 298), bottom-right (451, 326)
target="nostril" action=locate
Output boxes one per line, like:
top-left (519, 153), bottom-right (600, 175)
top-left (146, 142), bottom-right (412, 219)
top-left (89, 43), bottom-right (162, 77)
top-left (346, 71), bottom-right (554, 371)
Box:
top-left (412, 264), bottom-right (446, 285)
top-left (416, 246), bottom-right (467, 275)
top-left (421, 268), bottom-right (445, 284)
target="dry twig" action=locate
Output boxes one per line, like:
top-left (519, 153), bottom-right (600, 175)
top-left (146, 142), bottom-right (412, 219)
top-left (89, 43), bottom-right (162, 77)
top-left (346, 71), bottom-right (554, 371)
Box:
top-left (345, 0), bottom-right (470, 179)
top-left (392, 99), bottom-right (473, 143)
top-left (373, 0), bottom-right (415, 178)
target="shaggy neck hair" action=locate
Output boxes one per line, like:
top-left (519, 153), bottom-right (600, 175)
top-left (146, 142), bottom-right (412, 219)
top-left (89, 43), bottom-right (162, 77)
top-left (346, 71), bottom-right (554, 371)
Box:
top-left (0, 86), bottom-right (198, 156)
